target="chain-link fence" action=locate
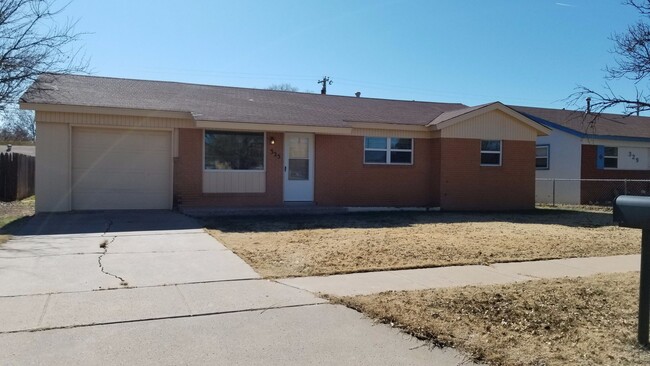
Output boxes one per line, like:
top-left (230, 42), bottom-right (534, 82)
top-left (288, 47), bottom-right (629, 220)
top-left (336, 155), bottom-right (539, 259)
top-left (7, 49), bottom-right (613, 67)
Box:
top-left (536, 178), bottom-right (650, 206)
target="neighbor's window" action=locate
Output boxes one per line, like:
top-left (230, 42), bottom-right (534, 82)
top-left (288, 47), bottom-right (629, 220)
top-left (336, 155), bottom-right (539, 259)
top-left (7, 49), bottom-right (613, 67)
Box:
top-left (604, 146), bottom-right (618, 168)
top-left (480, 140), bottom-right (501, 166)
top-left (204, 131), bottom-right (264, 170)
top-left (536, 145), bottom-right (549, 170)
top-left (364, 137), bottom-right (413, 164)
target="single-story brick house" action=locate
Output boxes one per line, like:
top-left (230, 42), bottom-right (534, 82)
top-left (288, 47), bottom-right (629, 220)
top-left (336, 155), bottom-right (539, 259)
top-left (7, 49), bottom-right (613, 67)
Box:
top-left (20, 74), bottom-right (550, 212)
top-left (512, 106), bottom-right (650, 204)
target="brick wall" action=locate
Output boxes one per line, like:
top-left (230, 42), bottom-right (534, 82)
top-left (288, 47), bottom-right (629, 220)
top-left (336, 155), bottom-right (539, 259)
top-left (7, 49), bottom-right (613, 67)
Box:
top-left (439, 138), bottom-right (535, 210)
top-left (314, 135), bottom-right (437, 207)
top-left (173, 128), bottom-right (284, 207)
top-left (174, 130), bottom-right (536, 210)
top-left (580, 144), bottom-right (650, 204)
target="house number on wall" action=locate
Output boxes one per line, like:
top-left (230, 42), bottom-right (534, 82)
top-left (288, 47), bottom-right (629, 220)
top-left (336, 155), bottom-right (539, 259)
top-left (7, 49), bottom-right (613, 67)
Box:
top-left (270, 149), bottom-right (281, 159)
top-left (629, 151), bottom-right (640, 163)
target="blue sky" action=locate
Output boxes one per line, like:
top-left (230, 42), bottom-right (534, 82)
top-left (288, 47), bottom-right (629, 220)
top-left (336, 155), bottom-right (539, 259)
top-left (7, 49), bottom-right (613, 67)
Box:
top-left (57, 0), bottom-right (642, 110)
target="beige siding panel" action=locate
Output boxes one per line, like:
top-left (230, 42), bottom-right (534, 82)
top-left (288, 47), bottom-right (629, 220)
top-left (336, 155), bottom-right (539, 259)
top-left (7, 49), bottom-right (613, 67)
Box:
top-left (71, 127), bottom-right (172, 210)
top-left (35, 121), bottom-right (71, 212)
top-left (37, 111), bottom-right (193, 129)
top-left (440, 110), bottom-right (538, 141)
top-left (203, 171), bottom-right (265, 193)
top-left (351, 128), bottom-right (432, 138)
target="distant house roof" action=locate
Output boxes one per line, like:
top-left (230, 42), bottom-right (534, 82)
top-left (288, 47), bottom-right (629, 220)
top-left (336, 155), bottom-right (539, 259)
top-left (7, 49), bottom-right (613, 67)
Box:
top-left (20, 74), bottom-right (469, 128)
top-left (512, 105), bottom-right (650, 142)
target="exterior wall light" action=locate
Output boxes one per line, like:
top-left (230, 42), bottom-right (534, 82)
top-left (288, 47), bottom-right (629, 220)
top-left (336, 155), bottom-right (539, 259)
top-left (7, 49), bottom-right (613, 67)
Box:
top-left (270, 136), bottom-right (275, 145)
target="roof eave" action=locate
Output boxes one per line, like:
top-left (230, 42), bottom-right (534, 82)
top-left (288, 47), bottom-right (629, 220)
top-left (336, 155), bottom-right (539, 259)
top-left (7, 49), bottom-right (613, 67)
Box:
top-left (344, 120), bottom-right (432, 132)
top-left (195, 120), bottom-right (354, 135)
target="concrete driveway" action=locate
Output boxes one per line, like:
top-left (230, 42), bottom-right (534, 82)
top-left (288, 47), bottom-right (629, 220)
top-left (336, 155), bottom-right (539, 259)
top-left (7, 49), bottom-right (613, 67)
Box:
top-left (0, 211), bottom-right (470, 365)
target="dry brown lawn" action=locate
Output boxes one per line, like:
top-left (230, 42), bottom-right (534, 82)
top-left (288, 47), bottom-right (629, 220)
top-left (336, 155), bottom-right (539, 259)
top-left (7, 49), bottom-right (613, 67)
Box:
top-left (206, 206), bottom-right (640, 278)
top-left (332, 272), bottom-right (648, 366)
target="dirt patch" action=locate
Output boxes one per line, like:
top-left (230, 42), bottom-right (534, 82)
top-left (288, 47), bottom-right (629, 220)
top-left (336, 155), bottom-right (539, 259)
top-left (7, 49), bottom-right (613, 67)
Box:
top-left (0, 197), bottom-right (34, 219)
top-left (207, 207), bottom-right (640, 278)
top-left (332, 272), bottom-right (649, 365)
top-left (0, 197), bottom-right (35, 244)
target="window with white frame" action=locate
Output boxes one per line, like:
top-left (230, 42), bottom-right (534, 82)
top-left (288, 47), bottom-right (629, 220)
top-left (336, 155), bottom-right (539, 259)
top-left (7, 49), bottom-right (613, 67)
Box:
top-left (480, 140), bottom-right (501, 166)
top-left (364, 137), bottom-right (413, 164)
top-left (604, 146), bottom-right (618, 168)
top-left (204, 131), bottom-right (264, 170)
top-left (536, 145), bottom-right (549, 170)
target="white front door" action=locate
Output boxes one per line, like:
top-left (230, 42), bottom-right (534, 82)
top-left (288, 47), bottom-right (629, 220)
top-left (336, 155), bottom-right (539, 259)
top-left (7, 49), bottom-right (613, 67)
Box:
top-left (284, 133), bottom-right (314, 202)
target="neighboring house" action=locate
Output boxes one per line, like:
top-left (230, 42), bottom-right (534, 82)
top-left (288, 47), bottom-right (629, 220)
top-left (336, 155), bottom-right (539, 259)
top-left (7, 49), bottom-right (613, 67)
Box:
top-left (19, 74), bottom-right (550, 213)
top-left (512, 106), bottom-right (650, 204)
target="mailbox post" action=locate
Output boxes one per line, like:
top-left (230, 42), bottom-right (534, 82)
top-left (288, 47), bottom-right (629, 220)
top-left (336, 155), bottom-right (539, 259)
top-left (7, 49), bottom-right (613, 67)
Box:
top-left (613, 195), bottom-right (650, 346)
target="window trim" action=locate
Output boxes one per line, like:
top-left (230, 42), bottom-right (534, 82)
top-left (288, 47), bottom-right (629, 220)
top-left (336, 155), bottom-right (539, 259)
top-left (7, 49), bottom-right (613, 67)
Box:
top-left (535, 144), bottom-right (550, 170)
top-left (480, 140), bottom-right (502, 167)
top-left (363, 137), bottom-right (414, 165)
top-left (603, 146), bottom-right (618, 169)
top-left (203, 129), bottom-right (266, 172)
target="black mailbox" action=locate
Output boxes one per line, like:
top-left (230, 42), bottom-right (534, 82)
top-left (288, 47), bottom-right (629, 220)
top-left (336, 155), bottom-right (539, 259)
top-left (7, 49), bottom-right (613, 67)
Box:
top-left (614, 195), bottom-right (650, 347)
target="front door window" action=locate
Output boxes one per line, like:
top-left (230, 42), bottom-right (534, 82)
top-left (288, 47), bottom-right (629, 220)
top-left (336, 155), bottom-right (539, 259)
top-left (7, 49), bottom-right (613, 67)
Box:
top-left (288, 137), bottom-right (309, 180)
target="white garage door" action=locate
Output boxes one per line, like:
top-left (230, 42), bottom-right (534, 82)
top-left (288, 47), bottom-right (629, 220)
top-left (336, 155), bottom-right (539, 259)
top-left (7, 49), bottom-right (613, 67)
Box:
top-left (72, 127), bottom-right (172, 210)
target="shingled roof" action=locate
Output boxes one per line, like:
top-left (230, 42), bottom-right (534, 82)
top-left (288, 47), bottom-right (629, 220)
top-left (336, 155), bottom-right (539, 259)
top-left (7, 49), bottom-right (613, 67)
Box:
top-left (512, 105), bottom-right (650, 140)
top-left (21, 74), bottom-right (469, 127)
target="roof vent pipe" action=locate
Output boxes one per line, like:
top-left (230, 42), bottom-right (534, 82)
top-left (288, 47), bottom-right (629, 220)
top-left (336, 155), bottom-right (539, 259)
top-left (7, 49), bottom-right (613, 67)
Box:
top-left (355, 91), bottom-right (361, 98)
top-left (586, 97), bottom-right (591, 114)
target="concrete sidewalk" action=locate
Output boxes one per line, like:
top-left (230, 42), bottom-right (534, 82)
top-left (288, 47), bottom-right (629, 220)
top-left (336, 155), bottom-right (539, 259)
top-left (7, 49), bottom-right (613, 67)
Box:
top-left (278, 254), bottom-right (640, 297)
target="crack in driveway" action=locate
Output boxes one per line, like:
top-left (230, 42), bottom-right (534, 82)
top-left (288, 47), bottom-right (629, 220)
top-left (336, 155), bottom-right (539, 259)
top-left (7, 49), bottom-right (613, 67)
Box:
top-left (97, 216), bottom-right (128, 286)
top-left (97, 236), bottom-right (128, 286)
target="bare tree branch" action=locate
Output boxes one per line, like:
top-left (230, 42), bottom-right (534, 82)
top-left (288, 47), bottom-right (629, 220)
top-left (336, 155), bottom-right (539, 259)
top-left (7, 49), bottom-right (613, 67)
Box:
top-left (568, 1), bottom-right (650, 118)
top-left (0, 0), bottom-right (88, 110)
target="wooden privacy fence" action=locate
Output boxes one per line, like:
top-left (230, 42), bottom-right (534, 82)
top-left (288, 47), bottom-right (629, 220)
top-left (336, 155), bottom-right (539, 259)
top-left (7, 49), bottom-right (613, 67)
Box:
top-left (0, 153), bottom-right (35, 201)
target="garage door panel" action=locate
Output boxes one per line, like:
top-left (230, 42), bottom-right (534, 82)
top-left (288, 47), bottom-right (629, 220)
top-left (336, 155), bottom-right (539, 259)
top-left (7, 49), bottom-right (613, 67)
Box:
top-left (73, 191), bottom-right (169, 210)
top-left (73, 151), bottom-right (170, 172)
top-left (74, 129), bottom-right (170, 150)
top-left (72, 127), bottom-right (171, 210)
top-left (72, 169), bottom-right (170, 191)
